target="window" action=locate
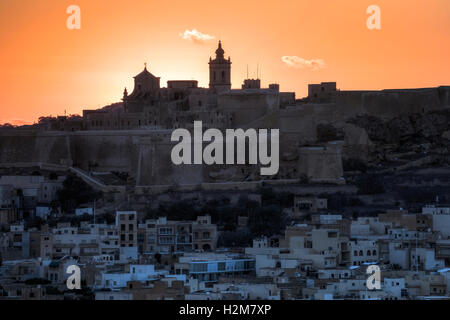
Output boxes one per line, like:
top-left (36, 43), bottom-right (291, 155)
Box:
top-left (160, 228), bottom-right (173, 235)
top-left (160, 236), bottom-right (174, 244)
top-left (328, 232), bottom-right (337, 238)
top-left (354, 250), bottom-right (358, 256)
top-left (191, 263), bottom-right (208, 272)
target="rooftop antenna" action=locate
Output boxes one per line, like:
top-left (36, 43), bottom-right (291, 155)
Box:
top-left (260, 64), bottom-right (262, 82)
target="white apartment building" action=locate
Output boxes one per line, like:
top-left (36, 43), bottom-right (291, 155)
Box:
top-left (383, 278), bottom-right (406, 299)
top-left (99, 264), bottom-right (167, 290)
top-left (349, 240), bottom-right (378, 266)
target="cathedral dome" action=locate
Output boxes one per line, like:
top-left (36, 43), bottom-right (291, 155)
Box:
top-left (129, 63), bottom-right (161, 97)
top-left (134, 64), bottom-right (158, 80)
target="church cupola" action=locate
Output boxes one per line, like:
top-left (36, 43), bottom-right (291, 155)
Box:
top-left (125, 63), bottom-right (161, 113)
top-left (131, 63), bottom-right (161, 95)
top-left (209, 41), bottom-right (231, 93)
top-left (215, 41), bottom-right (225, 59)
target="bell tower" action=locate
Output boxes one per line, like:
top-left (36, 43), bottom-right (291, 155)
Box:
top-left (209, 41), bottom-right (231, 93)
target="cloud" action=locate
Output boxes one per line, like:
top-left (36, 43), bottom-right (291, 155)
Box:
top-left (179, 29), bottom-right (215, 44)
top-left (281, 56), bottom-right (326, 71)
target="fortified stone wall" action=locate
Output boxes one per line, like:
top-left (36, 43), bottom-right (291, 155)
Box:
top-left (218, 90), bottom-right (279, 126)
top-left (1, 86), bottom-right (449, 187)
top-left (297, 142), bottom-right (344, 184)
top-left (0, 131), bottom-right (71, 165)
top-left (335, 86), bottom-right (450, 120)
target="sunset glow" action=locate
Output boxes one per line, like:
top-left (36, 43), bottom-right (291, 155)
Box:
top-left (0, 0), bottom-right (449, 124)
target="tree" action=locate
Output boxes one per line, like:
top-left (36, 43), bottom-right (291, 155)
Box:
top-left (217, 230), bottom-right (253, 247)
top-left (57, 175), bottom-right (102, 213)
top-left (343, 158), bottom-right (368, 173)
top-left (356, 174), bottom-right (385, 195)
top-left (248, 204), bottom-right (287, 237)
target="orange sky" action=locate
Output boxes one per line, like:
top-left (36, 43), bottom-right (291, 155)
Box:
top-left (0, 0), bottom-right (449, 124)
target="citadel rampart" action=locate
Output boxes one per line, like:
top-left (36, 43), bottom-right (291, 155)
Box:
top-left (0, 127), bottom-right (344, 187)
top-left (1, 41), bottom-right (448, 189)
top-left (334, 86), bottom-right (450, 119)
top-left (1, 86), bottom-right (449, 188)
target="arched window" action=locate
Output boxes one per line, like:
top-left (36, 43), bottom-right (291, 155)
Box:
top-left (359, 250), bottom-right (363, 256)
top-left (367, 250), bottom-right (371, 256)
top-left (222, 70), bottom-right (225, 80)
top-left (373, 250), bottom-right (377, 256)
top-left (354, 250), bottom-right (358, 256)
